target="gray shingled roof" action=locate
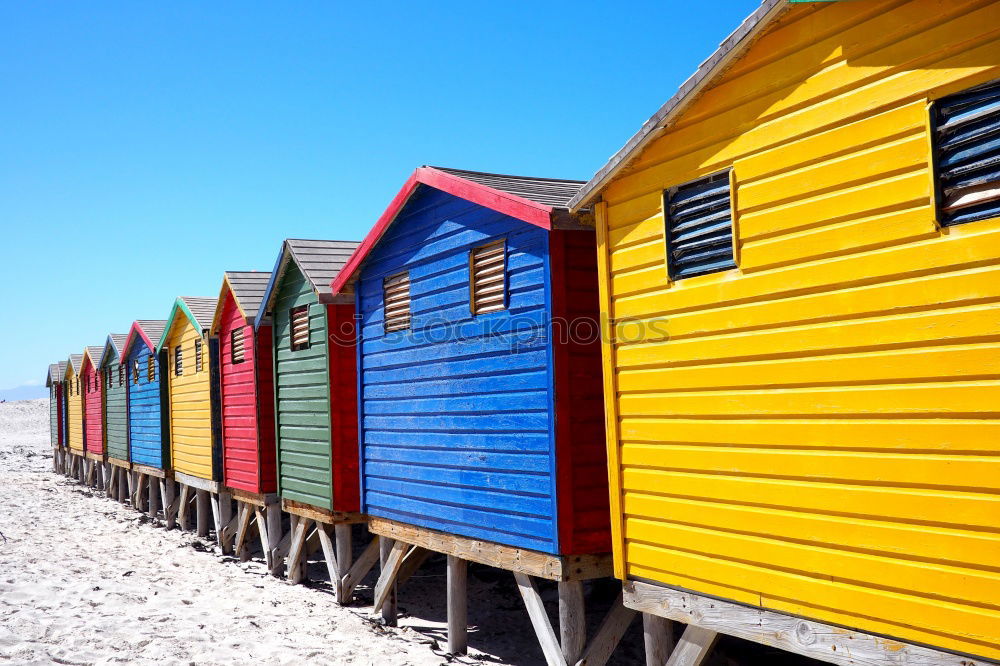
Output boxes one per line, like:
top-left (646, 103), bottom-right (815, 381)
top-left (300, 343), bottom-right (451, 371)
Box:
top-left (102, 334), bottom-right (129, 365)
top-left (135, 320), bottom-right (167, 347)
top-left (84, 346), bottom-right (105, 369)
top-left (225, 271), bottom-right (272, 320)
top-left (181, 297), bottom-right (218, 332)
top-left (47, 362), bottom-right (66, 387)
top-left (67, 354), bottom-right (84, 376)
top-left (286, 239), bottom-right (359, 297)
top-left (430, 166), bottom-right (585, 209)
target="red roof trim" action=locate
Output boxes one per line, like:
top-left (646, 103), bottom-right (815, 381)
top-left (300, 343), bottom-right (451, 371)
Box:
top-left (121, 321), bottom-right (155, 358)
top-left (329, 166), bottom-right (554, 295)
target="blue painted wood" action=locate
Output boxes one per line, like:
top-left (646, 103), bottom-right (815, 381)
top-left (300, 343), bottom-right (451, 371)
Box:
top-left (125, 339), bottom-right (167, 469)
top-left (357, 185), bottom-right (562, 553)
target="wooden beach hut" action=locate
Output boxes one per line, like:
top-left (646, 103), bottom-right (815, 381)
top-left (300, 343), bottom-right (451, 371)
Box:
top-left (100, 334), bottom-right (130, 500)
top-left (46, 361), bottom-right (67, 473)
top-left (121, 320), bottom-right (169, 514)
top-left (566, 1), bottom-right (1000, 663)
top-left (329, 167), bottom-right (615, 660)
top-left (64, 353), bottom-right (85, 478)
top-left (80, 345), bottom-right (106, 488)
top-left (157, 297), bottom-right (224, 537)
top-left (210, 271), bottom-right (281, 562)
top-left (257, 239), bottom-right (367, 593)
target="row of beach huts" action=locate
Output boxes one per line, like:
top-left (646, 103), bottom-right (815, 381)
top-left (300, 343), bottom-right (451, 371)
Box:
top-left (43, 2), bottom-right (1000, 665)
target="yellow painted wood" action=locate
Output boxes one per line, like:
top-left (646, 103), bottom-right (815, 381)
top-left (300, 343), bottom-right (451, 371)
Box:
top-left (596, 0), bottom-right (1000, 659)
top-left (65, 363), bottom-right (83, 452)
top-left (164, 317), bottom-right (214, 481)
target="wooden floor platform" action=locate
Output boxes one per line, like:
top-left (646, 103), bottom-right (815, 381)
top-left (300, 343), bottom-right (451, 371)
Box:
top-left (623, 579), bottom-right (987, 666)
top-left (220, 488), bottom-right (283, 567)
top-left (368, 517), bottom-right (629, 665)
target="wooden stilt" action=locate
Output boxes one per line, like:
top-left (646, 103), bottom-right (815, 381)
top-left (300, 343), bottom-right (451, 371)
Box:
top-left (447, 555), bottom-right (468, 655)
top-left (148, 475), bottom-right (160, 519)
top-left (265, 502), bottom-right (282, 571)
top-left (234, 504), bottom-right (254, 561)
top-left (559, 581), bottom-right (586, 665)
top-left (196, 489), bottom-right (209, 537)
top-left (664, 625), bottom-right (718, 666)
top-left (117, 468), bottom-right (127, 503)
top-left (134, 473), bottom-right (147, 510)
top-left (644, 613), bottom-right (674, 666)
top-left (287, 517), bottom-right (310, 584)
top-left (163, 479), bottom-right (178, 529)
top-left (340, 535), bottom-right (380, 601)
top-left (255, 507), bottom-right (272, 567)
top-left (514, 573), bottom-right (565, 666)
top-left (377, 538), bottom-right (402, 626)
top-left (315, 524), bottom-right (342, 600)
top-left (218, 492), bottom-right (232, 553)
top-left (176, 484), bottom-right (191, 530)
top-left (576, 592), bottom-right (637, 666)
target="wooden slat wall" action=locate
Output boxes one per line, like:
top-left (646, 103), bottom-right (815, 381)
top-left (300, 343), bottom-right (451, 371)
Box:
top-left (357, 186), bottom-right (561, 554)
top-left (82, 361), bottom-right (103, 456)
top-left (167, 319), bottom-right (215, 480)
top-left (103, 357), bottom-right (129, 461)
top-left (127, 343), bottom-right (165, 469)
top-left (274, 262), bottom-right (335, 509)
top-left (549, 229), bottom-right (611, 555)
top-left (254, 322), bottom-right (278, 495)
top-left (66, 366), bottom-right (83, 452)
top-left (599, 0), bottom-right (1000, 659)
top-left (49, 384), bottom-right (59, 447)
top-left (219, 290), bottom-right (261, 493)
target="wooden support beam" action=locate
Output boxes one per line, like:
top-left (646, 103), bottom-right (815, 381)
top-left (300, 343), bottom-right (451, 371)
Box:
top-left (576, 592), bottom-right (636, 666)
top-left (643, 614), bottom-right (674, 666)
top-left (341, 535), bottom-right (380, 601)
top-left (559, 581), bottom-right (586, 665)
top-left (373, 539), bottom-right (408, 619)
top-left (334, 524), bottom-right (352, 582)
top-left (147, 475), bottom-right (160, 520)
top-left (176, 484), bottom-right (191, 531)
top-left (287, 517), bottom-right (311, 584)
top-left (196, 489), bottom-right (209, 538)
top-left (514, 572), bottom-right (565, 666)
top-left (315, 524), bottom-right (343, 602)
top-left (163, 480), bottom-right (178, 529)
top-left (210, 493), bottom-right (223, 544)
top-left (396, 545), bottom-right (431, 588)
top-left (233, 504), bottom-right (254, 561)
top-left (256, 507), bottom-right (273, 568)
top-left (447, 555), bottom-right (468, 656)
top-left (664, 626), bottom-right (718, 666)
top-left (218, 493), bottom-right (233, 553)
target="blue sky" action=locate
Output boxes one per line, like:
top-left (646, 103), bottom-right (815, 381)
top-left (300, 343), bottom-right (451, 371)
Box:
top-left (0, 0), bottom-right (760, 391)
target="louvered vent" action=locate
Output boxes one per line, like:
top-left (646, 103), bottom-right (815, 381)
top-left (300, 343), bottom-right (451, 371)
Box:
top-left (290, 305), bottom-right (311, 351)
top-left (118, 366), bottom-right (124, 387)
top-left (934, 78), bottom-right (1000, 226)
top-left (470, 240), bottom-right (507, 315)
top-left (174, 345), bottom-right (184, 376)
top-left (383, 272), bottom-right (411, 332)
top-left (195, 339), bottom-right (204, 372)
top-left (147, 356), bottom-right (155, 382)
top-left (133, 360), bottom-right (140, 384)
top-left (231, 328), bottom-right (245, 364)
top-left (664, 170), bottom-right (736, 280)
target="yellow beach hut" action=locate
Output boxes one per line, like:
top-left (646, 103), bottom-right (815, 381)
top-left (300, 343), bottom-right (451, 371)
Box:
top-left (568, 1), bottom-right (1000, 664)
top-left (64, 353), bottom-right (85, 476)
top-left (157, 297), bottom-right (223, 536)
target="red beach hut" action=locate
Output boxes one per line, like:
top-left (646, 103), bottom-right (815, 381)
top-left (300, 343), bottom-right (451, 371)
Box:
top-left (210, 271), bottom-right (280, 561)
top-left (81, 345), bottom-right (106, 488)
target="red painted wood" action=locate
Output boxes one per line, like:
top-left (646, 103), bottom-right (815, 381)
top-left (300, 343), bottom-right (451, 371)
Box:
top-left (327, 303), bottom-right (360, 512)
top-left (217, 287), bottom-right (278, 495)
top-left (550, 229), bottom-right (612, 555)
top-left (81, 356), bottom-right (104, 456)
top-left (254, 321), bottom-right (277, 494)
top-left (329, 167), bottom-right (554, 296)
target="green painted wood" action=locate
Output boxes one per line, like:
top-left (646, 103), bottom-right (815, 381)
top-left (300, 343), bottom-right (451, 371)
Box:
top-left (103, 356), bottom-right (129, 461)
top-left (273, 261), bottom-right (333, 509)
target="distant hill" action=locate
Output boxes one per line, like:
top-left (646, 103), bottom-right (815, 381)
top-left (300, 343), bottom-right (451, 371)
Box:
top-left (0, 385), bottom-right (48, 402)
